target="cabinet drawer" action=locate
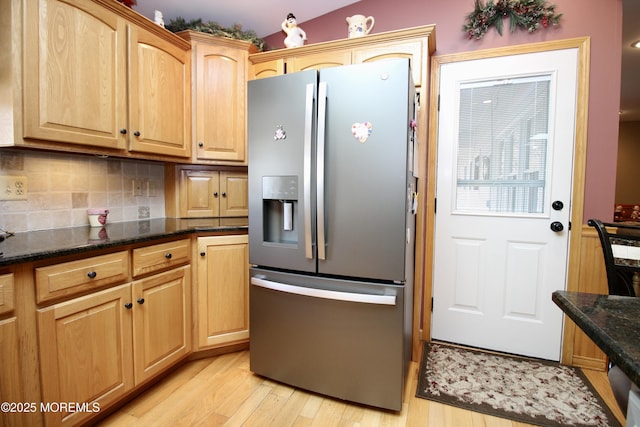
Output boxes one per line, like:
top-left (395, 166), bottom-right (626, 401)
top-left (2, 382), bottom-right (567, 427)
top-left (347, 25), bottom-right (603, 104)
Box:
top-left (0, 273), bottom-right (15, 315)
top-left (36, 251), bottom-right (129, 303)
top-left (132, 239), bottom-right (191, 277)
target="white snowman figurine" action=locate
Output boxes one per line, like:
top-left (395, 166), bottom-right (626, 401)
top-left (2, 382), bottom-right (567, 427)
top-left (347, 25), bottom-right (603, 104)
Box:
top-left (282, 13), bottom-right (307, 48)
top-left (154, 10), bottom-right (165, 28)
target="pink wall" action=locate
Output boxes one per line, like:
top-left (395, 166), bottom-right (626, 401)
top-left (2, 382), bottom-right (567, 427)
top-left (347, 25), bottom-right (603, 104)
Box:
top-left (265, 0), bottom-right (623, 222)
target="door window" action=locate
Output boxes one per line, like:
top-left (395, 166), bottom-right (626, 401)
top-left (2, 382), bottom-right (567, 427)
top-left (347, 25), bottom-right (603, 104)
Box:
top-left (455, 76), bottom-right (551, 216)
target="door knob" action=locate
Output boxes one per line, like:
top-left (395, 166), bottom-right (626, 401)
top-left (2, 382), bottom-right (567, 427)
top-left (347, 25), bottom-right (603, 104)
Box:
top-left (552, 200), bottom-right (564, 211)
top-left (550, 221), bottom-right (564, 232)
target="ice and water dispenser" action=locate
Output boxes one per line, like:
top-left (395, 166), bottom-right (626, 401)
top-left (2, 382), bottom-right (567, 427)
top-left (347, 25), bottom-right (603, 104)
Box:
top-left (262, 176), bottom-right (298, 245)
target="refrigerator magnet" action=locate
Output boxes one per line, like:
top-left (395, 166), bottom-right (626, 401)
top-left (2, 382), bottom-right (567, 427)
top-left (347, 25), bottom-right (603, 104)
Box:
top-left (274, 125), bottom-right (287, 140)
top-left (352, 122), bottom-right (372, 143)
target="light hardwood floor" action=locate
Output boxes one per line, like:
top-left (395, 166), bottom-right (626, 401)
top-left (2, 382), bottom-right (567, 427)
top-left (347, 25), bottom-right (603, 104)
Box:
top-left (97, 349), bottom-right (626, 427)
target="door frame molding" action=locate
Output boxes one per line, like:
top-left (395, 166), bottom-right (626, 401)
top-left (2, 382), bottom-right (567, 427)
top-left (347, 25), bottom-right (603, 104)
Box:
top-left (417, 37), bottom-right (590, 363)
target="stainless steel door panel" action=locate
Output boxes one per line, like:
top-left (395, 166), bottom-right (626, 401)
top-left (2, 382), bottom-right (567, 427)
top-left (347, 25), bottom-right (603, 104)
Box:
top-left (248, 71), bottom-right (317, 272)
top-left (249, 268), bottom-right (406, 411)
top-left (318, 60), bottom-right (413, 281)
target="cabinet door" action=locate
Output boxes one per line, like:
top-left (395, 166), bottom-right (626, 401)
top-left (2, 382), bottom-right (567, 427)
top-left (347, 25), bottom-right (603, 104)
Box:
top-left (0, 272), bottom-right (15, 315)
top-left (250, 59), bottom-right (285, 79)
top-left (287, 50), bottom-right (352, 73)
top-left (131, 266), bottom-right (191, 384)
top-left (0, 317), bottom-right (25, 427)
top-left (23, 0), bottom-right (128, 150)
top-left (128, 25), bottom-right (191, 158)
top-left (352, 39), bottom-right (425, 87)
top-left (181, 169), bottom-right (221, 217)
top-left (37, 284), bottom-right (134, 427)
top-left (220, 172), bottom-right (248, 217)
top-left (196, 235), bottom-right (249, 349)
top-left (194, 43), bottom-right (248, 163)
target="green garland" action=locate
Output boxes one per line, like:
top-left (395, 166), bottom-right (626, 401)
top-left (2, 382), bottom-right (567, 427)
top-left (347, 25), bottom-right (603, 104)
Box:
top-left (166, 17), bottom-right (265, 51)
top-left (463, 0), bottom-right (562, 40)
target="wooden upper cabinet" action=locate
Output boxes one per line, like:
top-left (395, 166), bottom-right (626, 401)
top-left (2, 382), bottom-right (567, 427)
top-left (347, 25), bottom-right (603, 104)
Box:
top-left (19, 0), bottom-right (191, 159)
top-left (164, 165), bottom-right (248, 218)
top-left (249, 25), bottom-right (436, 88)
top-left (23, 0), bottom-right (128, 150)
top-left (194, 42), bottom-right (246, 163)
top-left (220, 172), bottom-right (249, 217)
top-left (353, 39), bottom-right (426, 87)
top-left (251, 59), bottom-right (285, 80)
top-left (128, 25), bottom-right (191, 158)
top-left (179, 31), bottom-right (257, 164)
top-left (287, 50), bottom-right (351, 73)
top-left (182, 169), bottom-right (221, 218)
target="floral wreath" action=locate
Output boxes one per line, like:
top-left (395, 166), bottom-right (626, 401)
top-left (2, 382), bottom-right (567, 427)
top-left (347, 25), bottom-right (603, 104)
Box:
top-left (463, 0), bottom-right (562, 40)
top-left (117, 0), bottom-right (136, 7)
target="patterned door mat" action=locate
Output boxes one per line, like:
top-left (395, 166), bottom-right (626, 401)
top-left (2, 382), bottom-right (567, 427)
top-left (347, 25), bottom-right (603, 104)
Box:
top-left (416, 342), bottom-right (621, 427)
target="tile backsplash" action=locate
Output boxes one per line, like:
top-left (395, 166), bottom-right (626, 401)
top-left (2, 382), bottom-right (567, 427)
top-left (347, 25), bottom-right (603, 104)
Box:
top-left (0, 149), bottom-right (165, 233)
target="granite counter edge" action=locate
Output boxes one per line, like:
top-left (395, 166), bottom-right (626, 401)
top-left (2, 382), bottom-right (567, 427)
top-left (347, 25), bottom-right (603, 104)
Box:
top-left (552, 291), bottom-right (640, 385)
top-left (0, 222), bottom-right (248, 267)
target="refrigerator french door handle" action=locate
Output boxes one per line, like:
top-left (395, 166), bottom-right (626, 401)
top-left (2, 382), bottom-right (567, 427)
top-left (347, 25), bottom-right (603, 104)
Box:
top-left (317, 81), bottom-right (328, 260)
top-left (251, 277), bottom-right (397, 306)
top-left (303, 83), bottom-right (314, 259)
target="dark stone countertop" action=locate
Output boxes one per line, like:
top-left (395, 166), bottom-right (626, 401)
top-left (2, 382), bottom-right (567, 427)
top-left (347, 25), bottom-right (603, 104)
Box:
top-left (552, 291), bottom-right (640, 385)
top-left (0, 217), bottom-right (247, 267)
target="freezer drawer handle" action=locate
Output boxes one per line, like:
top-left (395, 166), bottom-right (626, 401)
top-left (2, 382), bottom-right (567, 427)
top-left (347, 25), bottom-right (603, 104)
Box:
top-left (251, 277), bottom-right (396, 306)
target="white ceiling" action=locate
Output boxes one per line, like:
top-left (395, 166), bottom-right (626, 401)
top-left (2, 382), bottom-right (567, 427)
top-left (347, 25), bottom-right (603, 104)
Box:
top-left (133, 0), bottom-right (360, 38)
top-left (133, 0), bottom-right (639, 122)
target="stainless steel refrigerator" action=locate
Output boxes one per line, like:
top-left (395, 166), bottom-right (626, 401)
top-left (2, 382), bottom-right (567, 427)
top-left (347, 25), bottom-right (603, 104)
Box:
top-left (248, 59), bottom-right (417, 411)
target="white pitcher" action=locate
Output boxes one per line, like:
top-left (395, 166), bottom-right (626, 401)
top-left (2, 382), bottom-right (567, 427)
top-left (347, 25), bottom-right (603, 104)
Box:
top-left (346, 15), bottom-right (375, 38)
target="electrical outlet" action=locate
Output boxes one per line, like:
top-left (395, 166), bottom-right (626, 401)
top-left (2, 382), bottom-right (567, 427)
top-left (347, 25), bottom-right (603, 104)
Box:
top-left (147, 180), bottom-right (157, 197)
top-left (0, 176), bottom-right (28, 201)
top-left (132, 178), bottom-right (143, 197)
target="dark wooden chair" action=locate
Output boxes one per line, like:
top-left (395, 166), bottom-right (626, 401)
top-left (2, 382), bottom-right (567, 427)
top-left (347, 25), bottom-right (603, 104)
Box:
top-left (587, 218), bottom-right (639, 414)
top-left (587, 218), bottom-right (638, 297)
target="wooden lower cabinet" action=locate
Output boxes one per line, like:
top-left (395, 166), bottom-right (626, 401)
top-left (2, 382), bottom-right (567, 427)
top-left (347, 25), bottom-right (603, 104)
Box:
top-left (132, 266), bottom-right (192, 383)
top-left (37, 284), bottom-right (133, 426)
top-left (561, 224), bottom-right (609, 370)
top-left (0, 317), bottom-right (25, 427)
top-left (195, 235), bottom-right (249, 349)
top-left (37, 266), bottom-right (191, 426)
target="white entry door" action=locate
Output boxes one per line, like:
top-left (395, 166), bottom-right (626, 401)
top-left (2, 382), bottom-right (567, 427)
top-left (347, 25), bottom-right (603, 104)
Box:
top-left (431, 48), bottom-right (579, 361)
